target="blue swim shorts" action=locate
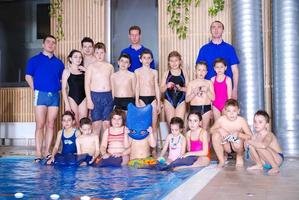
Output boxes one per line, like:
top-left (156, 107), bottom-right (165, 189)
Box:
top-left (34, 90), bottom-right (60, 107)
top-left (91, 91), bottom-right (114, 122)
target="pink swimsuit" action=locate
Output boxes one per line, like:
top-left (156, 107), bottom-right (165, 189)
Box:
top-left (190, 138), bottom-right (203, 152)
top-left (168, 134), bottom-right (183, 161)
top-left (213, 76), bottom-right (228, 112)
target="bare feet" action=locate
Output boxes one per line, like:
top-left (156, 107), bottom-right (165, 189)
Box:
top-left (217, 162), bottom-right (225, 168)
top-left (235, 156), bottom-right (244, 168)
top-left (247, 165), bottom-right (263, 171)
top-left (268, 168), bottom-right (280, 175)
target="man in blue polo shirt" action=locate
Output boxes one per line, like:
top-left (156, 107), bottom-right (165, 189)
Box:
top-left (121, 25), bottom-right (155, 72)
top-left (196, 21), bottom-right (239, 99)
top-left (25, 35), bottom-right (64, 162)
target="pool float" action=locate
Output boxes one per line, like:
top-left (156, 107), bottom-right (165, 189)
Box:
top-left (126, 103), bottom-right (152, 140)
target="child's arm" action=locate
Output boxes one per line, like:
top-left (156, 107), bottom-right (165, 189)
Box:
top-left (75, 137), bottom-right (82, 154)
top-left (180, 136), bottom-right (187, 156)
top-left (111, 74), bottom-right (115, 98)
top-left (185, 131), bottom-right (191, 152)
top-left (84, 66), bottom-right (94, 109)
top-left (226, 76), bottom-right (232, 99)
top-left (147, 127), bottom-right (157, 148)
top-left (159, 135), bottom-right (170, 158)
top-left (185, 82), bottom-right (197, 103)
top-left (160, 71), bottom-right (169, 93)
top-left (247, 133), bottom-right (273, 149)
top-left (132, 73), bottom-right (137, 96)
top-left (91, 135), bottom-right (100, 163)
top-left (61, 69), bottom-right (71, 111)
top-left (122, 128), bottom-right (131, 156)
top-left (135, 71), bottom-right (140, 106)
top-left (207, 80), bottom-right (215, 101)
top-left (176, 69), bottom-right (189, 92)
top-left (47, 130), bottom-right (63, 164)
top-left (100, 129), bottom-right (110, 158)
top-left (239, 118), bottom-right (253, 140)
top-left (154, 70), bottom-right (161, 113)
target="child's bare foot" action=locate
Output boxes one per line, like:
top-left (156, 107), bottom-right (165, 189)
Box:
top-left (268, 168), bottom-right (280, 175)
top-left (247, 165), bottom-right (263, 171)
top-left (217, 162), bottom-right (225, 168)
top-left (236, 156), bottom-right (244, 168)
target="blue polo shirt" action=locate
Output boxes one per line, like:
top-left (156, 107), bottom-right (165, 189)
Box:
top-left (25, 52), bottom-right (64, 93)
top-left (196, 40), bottom-right (239, 80)
top-left (121, 45), bottom-right (155, 72)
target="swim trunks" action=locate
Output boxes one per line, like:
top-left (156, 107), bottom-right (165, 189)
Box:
top-left (128, 157), bottom-right (157, 168)
top-left (139, 96), bottom-right (156, 105)
top-left (190, 105), bottom-right (211, 115)
top-left (91, 91), bottom-right (113, 121)
top-left (114, 97), bottom-right (135, 111)
top-left (34, 90), bottom-right (60, 107)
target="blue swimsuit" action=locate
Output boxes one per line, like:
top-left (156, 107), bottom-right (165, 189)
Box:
top-left (165, 70), bottom-right (186, 108)
top-left (61, 128), bottom-right (77, 154)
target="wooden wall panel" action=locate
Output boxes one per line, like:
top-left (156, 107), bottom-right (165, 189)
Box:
top-left (0, 88), bottom-right (34, 122)
top-left (158, 0), bottom-right (232, 81)
top-left (51, 0), bottom-right (106, 63)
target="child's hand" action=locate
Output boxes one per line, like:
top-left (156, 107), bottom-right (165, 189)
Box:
top-left (147, 127), bottom-right (153, 134)
top-left (78, 65), bottom-right (86, 72)
top-left (192, 87), bottom-right (200, 96)
top-left (87, 99), bottom-right (94, 109)
top-left (102, 153), bottom-right (110, 159)
top-left (167, 82), bottom-right (175, 89)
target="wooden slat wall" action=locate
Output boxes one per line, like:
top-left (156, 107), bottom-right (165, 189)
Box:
top-left (0, 0), bottom-right (106, 124)
top-left (0, 88), bottom-right (34, 122)
top-left (158, 0), bottom-right (232, 81)
top-left (51, 0), bottom-right (106, 63)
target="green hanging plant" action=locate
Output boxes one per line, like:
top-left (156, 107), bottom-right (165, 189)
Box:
top-left (167, 0), bottom-right (225, 39)
top-left (49, 0), bottom-right (64, 41)
top-left (208, 0), bottom-right (225, 16)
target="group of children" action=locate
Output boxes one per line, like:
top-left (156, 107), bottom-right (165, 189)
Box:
top-left (51, 36), bottom-right (283, 174)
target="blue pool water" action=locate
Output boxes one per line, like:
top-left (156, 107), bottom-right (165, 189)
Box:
top-left (0, 157), bottom-right (201, 200)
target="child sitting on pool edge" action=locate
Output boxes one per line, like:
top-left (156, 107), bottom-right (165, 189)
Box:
top-left (98, 109), bottom-right (130, 167)
top-left (76, 117), bottom-right (100, 165)
top-left (47, 111), bottom-right (80, 165)
top-left (246, 110), bottom-right (283, 175)
top-left (128, 124), bottom-right (157, 168)
top-left (159, 117), bottom-right (186, 164)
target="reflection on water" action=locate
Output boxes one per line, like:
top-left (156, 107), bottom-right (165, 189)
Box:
top-left (0, 157), bottom-right (200, 200)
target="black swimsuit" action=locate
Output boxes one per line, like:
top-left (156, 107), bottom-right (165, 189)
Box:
top-left (165, 70), bottom-right (186, 108)
top-left (67, 73), bottom-right (86, 105)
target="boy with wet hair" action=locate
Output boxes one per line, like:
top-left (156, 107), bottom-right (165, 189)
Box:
top-left (247, 110), bottom-right (283, 175)
top-left (81, 37), bottom-right (97, 68)
top-left (210, 99), bottom-right (252, 168)
top-left (85, 42), bottom-right (114, 136)
top-left (111, 53), bottom-right (136, 111)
